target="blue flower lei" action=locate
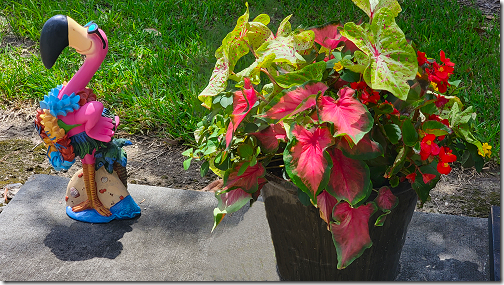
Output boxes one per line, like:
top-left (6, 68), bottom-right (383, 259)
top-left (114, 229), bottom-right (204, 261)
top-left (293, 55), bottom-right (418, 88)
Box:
top-left (40, 85), bottom-right (81, 117)
top-left (48, 151), bottom-right (75, 171)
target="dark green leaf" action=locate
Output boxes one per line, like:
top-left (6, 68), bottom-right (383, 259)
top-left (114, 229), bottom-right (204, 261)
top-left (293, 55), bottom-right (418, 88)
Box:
top-left (390, 176), bottom-right (399, 188)
top-left (244, 122), bottom-right (259, 133)
top-left (238, 144), bottom-right (254, 157)
top-left (200, 161), bottom-right (210, 177)
top-left (385, 147), bottom-right (407, 177)
top-left (402, 118), bottom-right (418, 147)
top-left (420, 102), bottom-right (437, 115)
top-left (273, 61), bottom-right (326, 88)
top-left (339, 69), bottom-right (361, 82)
top-left (215, 155), bottom-right (231, 171)
top-left (412, 161), bottom-right (440, 202)
top-left (297, 186), bottom-right (312, 207)
top-left (422, 120), bottom-right (452, 136)
top-left (384, 124), bottom-right (401, 144)
top-left (250, 155), bottom-right (257, 166)
top-left (375, 103), bottom-right (394, 114)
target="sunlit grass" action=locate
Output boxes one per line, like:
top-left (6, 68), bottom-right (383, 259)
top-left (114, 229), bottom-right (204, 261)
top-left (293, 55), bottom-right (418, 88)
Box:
top-left (0, 0), bottom-right (499, 162)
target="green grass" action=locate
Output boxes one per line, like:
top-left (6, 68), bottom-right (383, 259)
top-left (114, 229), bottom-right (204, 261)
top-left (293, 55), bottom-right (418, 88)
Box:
top-left (0, 0), bottom-right (500, 162)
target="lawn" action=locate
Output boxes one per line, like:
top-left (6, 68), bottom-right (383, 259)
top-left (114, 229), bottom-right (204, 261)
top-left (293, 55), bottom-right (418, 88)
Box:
top-left (0, 0), bottom-right (500, 162)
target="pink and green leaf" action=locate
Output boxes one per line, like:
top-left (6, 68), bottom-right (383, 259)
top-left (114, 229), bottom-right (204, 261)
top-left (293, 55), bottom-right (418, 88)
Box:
top-left (256, 30), bottom-right (314, 66)
top-left (340, 8), bottom-right (417, 100)
top-left (311, 22), bottom-right (347, 50)
top-left (199, 58), bottom-right (231, 109)
top-left (245, 17), bottom-right (274, 50)
top-left (326, 147), bottom-right (371, 206)
top-left (265, 81), bottom-right (328, 120)
top-left (212, 188), bottom-right (253, 231)
top-left (318, 87), bottom-right (373, 145)
top-left (330, 201), bottom-right (377, 269)
top-left (276, 14), bottom-right (292, 37)
top-left (225, 81), bottom-right (258, 148)
top-left (375, 186), bottom-right (398, 211)
top-left (335, 134), bottom-right (383, 160)
top-left (283, 125), bottom-right (333, 204)
top-left (250, 123), bottom-right (287, 152)
top-left (351, 0), bottom-right (402, 20)
top-left (317, 190), bottom-right (339, 226)
top-left (223, 161), bottom-right (266, 193)
top-left (198, 4), bottom-right (251, 108)
top-left (374, 212), bottom-right (389, 226)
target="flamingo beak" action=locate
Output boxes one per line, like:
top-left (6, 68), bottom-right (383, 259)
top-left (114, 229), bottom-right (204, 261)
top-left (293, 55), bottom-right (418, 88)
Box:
top-left (39, 15), bottom-right (95, 69)
top-left (40, 15), bottom-right (68, 69)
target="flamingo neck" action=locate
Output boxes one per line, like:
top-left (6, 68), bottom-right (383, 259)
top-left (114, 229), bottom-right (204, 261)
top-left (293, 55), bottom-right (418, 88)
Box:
top-left (59, 30), bottom-right (108, 99)
top-left (59, 53), bottom-right (104, 99)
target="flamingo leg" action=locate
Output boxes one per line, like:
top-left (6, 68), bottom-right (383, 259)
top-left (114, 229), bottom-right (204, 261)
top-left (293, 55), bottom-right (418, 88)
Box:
top-left (72, 162), bottom-right (111, 217)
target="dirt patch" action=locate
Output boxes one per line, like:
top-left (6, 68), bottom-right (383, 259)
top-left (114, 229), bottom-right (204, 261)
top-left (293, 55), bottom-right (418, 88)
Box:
top-left (0, 105), bottom-right (499, 217)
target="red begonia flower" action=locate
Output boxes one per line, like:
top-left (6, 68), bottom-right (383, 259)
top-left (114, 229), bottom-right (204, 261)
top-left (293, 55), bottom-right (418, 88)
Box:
top-left (434, 93), bottom-right (449, 108)
top-left (437, 147), bottom-right (457, 175)
top-left (405, 172), bottom-right (416, 183)
top-left (417, 51), bottom-right (427, 66)
top-left (420, 134), bottom-right (440, 160)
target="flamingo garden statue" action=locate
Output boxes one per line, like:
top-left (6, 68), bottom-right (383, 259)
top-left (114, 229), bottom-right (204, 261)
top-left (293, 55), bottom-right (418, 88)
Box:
top-left (34, 15), bottom-right (141, 223)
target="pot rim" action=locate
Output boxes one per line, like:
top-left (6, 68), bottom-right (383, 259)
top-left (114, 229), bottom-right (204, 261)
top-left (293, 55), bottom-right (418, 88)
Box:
top-left (264, 172), bottom-right (414, 200)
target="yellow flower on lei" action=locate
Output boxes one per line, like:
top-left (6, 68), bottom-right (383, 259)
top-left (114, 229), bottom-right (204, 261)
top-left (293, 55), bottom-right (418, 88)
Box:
top-left (478, 143), bottom-right (492, 158)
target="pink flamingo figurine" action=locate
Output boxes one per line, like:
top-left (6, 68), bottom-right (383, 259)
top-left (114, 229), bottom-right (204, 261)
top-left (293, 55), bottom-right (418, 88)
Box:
top-left (34, 15), bottom-right (140, 223)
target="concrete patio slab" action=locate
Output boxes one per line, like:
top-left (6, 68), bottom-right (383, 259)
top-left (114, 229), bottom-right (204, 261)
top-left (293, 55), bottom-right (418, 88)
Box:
top-left (0, 174), bottom-right (490, 281)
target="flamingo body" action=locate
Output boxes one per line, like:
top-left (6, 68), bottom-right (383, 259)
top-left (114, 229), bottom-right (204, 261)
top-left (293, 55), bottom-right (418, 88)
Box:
top-left (34, 15), bottom-right (140, 223)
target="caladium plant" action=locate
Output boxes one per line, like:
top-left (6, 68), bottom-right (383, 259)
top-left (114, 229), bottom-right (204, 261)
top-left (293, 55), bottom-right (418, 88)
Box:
top-left (183, 0), bottom-right (490, 269)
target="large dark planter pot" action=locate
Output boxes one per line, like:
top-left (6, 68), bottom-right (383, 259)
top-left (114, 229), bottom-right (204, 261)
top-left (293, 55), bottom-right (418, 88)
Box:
top-left (261, 173), bottom-right (418, 281)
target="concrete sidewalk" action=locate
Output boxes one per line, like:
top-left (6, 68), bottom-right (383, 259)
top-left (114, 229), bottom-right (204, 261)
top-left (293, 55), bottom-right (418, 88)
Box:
top-left (0, 174), bottom-right (490, 281)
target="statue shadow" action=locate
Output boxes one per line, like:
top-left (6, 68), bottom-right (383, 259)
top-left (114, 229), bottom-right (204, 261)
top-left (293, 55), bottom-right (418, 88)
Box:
top-left (43, 216), bottom-right (139, 261)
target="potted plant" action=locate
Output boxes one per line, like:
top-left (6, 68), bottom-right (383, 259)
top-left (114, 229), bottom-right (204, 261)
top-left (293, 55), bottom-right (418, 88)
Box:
top-left (183, 0), bottom-right (490, 280)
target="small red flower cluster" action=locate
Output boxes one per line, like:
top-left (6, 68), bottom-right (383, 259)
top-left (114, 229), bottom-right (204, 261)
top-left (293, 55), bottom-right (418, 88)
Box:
top-left (382, 100), bottom-right (400, 118)
top-left (406, 132), bottom-right (457, 184)
top-left (323, 54), bottom-right (335, 62)
top-left (350, 81), bottom-right (380, 105)
top-left (417, 50), bottom-right (455, 93)
top-left (420, 134), bottom-right (457, 175)
top-left (437, 146), bottom-right (457, 174)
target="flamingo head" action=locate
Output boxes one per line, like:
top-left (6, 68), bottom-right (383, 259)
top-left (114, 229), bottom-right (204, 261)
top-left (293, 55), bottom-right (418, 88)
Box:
top-left (40, 15), bottom-right (108, 69)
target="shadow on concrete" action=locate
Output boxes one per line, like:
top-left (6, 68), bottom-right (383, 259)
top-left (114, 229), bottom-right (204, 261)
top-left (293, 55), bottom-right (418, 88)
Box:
top-left (43, 216), bottom-right (139, 261)
top-left (396, 256), bottom-right (486, 281)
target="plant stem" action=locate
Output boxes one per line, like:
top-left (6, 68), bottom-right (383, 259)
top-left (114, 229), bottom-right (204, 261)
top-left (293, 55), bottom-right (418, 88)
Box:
top-left (261, 68), bottom-right (279, 87)
top-left (243, 39), bottom-right (258, 59)
top-left (266, 165), bottom-right (285, 169)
